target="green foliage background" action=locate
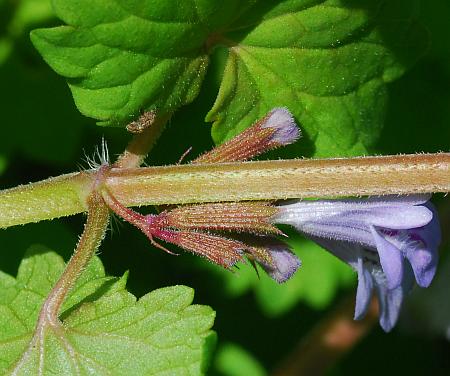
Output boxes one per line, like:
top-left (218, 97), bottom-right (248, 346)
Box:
top-left (0, 0), bottom-right (449, 374)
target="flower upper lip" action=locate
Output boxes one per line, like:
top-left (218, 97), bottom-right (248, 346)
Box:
top-left (274, 195), bottom-right (434, 248)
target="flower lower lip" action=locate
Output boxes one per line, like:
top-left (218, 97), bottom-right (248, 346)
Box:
top-left (273, 195), bottom-right (441, 331)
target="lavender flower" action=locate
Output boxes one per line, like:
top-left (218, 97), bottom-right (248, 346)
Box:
top-left (273, 195), bottom-right (441, 331)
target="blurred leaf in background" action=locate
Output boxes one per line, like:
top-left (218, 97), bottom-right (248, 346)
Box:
top-left (214, 343), bottom-right (266, 376)
top-left (378, 0), bottom-right (450, 153)
top-left (404, 246), bottom-right (450, 340)
top-left (0, 0), bottom-right (87, 168)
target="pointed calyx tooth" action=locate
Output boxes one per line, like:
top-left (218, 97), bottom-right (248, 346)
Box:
top-left (246, 241), bottom-right (301, 283)
top-left (193, 107), bottom-right (300, 163)
top-left (153, 201), bottom-right (282, 235)
top-left (161, 230), bottom-right (246, 268)
top-left (101, 186), bottom-right (301, 282)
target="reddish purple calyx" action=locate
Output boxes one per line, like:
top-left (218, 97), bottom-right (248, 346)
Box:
top-left (101, 188), bottom-right (300, 282)
top-left (193, 107), bottom-right (300, 164)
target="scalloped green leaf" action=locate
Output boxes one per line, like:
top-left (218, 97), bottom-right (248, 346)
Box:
top-left (207, 0), bottom-right (427, 157)
top-left (30, 0), bottom-right (206, 126)
top-left (0, 246), bottom-right (215, 375)
top-left (29, 0), bottom-right (254, 126)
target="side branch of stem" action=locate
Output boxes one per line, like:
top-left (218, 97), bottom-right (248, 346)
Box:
top-left (10, 116), bottom-right (170, 374)
top-left (10, 192), bottom-right (110, 375)
top-left (42, 193), bottom-right (110, 323)
top-left (114, 112), bottom-right (171, 169)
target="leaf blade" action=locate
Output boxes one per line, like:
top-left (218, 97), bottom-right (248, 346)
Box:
top-left (0, 246), bottom-right (215, 375)
top-left (207, 0), bottom-right (427, 157)
top-left (30, 0), bottom-right (214, 126)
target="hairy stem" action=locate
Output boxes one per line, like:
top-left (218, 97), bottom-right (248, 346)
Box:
top-left (41, 192), bottom-right (109, 324)
top-left (107, 152), bottom-right (450, 205)
top-left (114, 112), bottom-right (171, 168)
top-left (0, 171), bottom-right (92, 228)
top-left (10, 116), bottom-right (172, 373)
top-left (10, 192), bottom-right (110, 375)
top-left (13, 115), bottom-right (171, 352)
top-left (0, 114), bottom-right (171, 228)
top-left (1, 153), bottom-right (449, 228)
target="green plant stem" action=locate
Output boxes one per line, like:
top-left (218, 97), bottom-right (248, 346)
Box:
top-left (10, 191), bottom-right (110, 375)
top-left (39, 115), bottom-right (170, 309)
top-left (10, 115), bottom-right (172, 371)
top-left (115, 112), bottom-right (171, 168)
top-left (1, 152), bottom-right (449, 228)
top-left (108, 153), bottom-right (450, 206)
top-left (10, 116), bottom-right (172, 374)
top-left (41, 192), bottom-right (109, 324)
top-left (0, 171), bottom-right (92, 227)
